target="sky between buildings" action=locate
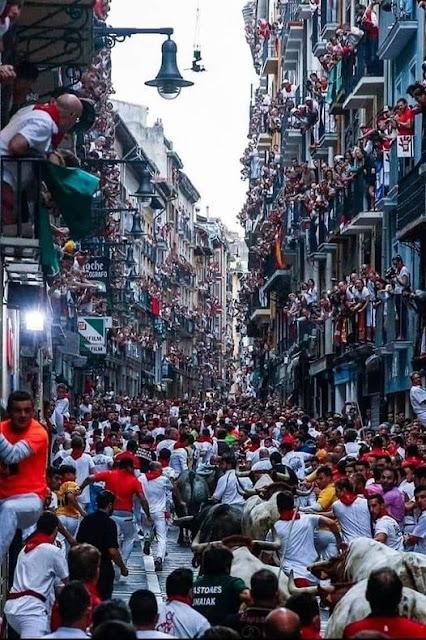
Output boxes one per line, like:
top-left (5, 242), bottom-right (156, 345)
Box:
top-left (109, 0), bottom-right (258, 232)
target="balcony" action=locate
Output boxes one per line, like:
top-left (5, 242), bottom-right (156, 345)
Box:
top-left (313, 102), bottom-right (338, 156)
top-left (342, 38), bottom-right (384, 110)
top-left (16, 0), bottom-right (94, 67)
top-left (298, 0), bottom-right (314, 19)
top-left (320, 0), bottom-right (338, 40)
top-left (311, 9), bottom-right (327, 57)
top-left (262, 40), bottom-right (279, 76)
top-left (258, 132), bottom-right (273, 151)
top-left (282, 0), bottom-right (304, 51)
top-left (260, 268), bottom-right (293, 298)
top-left (250, 307), bottom-right (271, 324)
top-left (340, 210), bottom-right (383, 236)
top-left (375, 294), bottom-right (418, 351)
top-left (396, 156), bottom-right (426, 241)
top-left (378, 0), bottom-right (417, 61)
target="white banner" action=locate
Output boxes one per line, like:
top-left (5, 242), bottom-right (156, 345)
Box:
top-left (397, 135), bottom-right (414, 158)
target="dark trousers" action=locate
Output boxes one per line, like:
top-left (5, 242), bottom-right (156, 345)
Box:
top-left (99, 562), bottom-right (115, 600)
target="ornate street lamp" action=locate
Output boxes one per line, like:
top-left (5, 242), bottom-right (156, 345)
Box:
top-left (145, 36), bottom-right (194, 100)
top-left (133, 165), bottom-right (157, 204)
top-left (94, 25), bottom-right (193, 100)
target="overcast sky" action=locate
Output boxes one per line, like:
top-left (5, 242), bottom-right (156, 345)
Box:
top-left (109, 0), bottom-right (257, 232)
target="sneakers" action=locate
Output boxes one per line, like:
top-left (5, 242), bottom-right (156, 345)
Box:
top-left (154, 557), bottom-right (163, 572)
top-left (143, 540), bottom-right (151, 555)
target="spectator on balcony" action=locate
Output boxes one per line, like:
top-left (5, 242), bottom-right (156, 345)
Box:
top-left (0, 92), bottom-right (83, 227)
top-left (352, 278), bottom-right (372, 343)
top-left (391, 254), bottom-right (411, 340)
top-left (394, 98), bottom-right (415, 136)
top-left (361, 1), bottom-right (379, 74)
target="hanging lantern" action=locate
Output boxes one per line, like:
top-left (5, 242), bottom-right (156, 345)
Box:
top-left (133, 165), bottom-right (157, 204)
top-left (145, 37), bottom-right (193, 100)
top-left (130, 212), bottom-right (143, 237)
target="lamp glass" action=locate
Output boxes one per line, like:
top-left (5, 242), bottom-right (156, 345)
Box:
top-left (25, 310), bottom-right (45, 332)
top-left (157, 86), bottom-right (181, 100)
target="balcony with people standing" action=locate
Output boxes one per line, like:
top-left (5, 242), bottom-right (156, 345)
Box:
top-left (378, 0), bottom-right (417, 61)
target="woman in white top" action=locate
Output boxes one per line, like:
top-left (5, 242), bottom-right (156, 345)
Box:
top-left (368, 494), bottom-right (404, 551)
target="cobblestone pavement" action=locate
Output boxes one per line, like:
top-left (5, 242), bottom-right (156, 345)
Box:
top-left (113, 525), bottom-right (193, 604)
top-left (113, 525), bottom-right (328, 633)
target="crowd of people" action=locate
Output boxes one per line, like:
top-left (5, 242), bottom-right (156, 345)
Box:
top-left (281, 255), bottom-right (414, 348)
top-left (2, 384), bottom-right (426, 637)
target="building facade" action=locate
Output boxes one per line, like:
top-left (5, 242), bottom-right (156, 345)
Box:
top-left (240, 0), bottom-right (426, 424)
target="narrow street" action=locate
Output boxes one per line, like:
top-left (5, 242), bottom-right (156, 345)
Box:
top-left (113, 525), bottom-right (193, 604)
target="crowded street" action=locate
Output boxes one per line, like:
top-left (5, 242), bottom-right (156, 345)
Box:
top-left (2, 0), bottom-right (426, 639)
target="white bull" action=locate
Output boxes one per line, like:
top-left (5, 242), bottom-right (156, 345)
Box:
top-left (345, 538), bottom-right (426, 593)
top-left (326, 581), bottom-right (426, 638)
top-left (230, 544), bottom-right (290, 604)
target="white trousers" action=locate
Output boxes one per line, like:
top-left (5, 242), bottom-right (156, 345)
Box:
top-left (314, 529), bottom-right (337, 560)
top-left (0, 493), bottom-right (44, 562)
top-left (144, 511), bottom-right (167, 561)
top-left (112, 511), bottom-right (135, 564)
top-left (6, 612), bottom-right (49, 639)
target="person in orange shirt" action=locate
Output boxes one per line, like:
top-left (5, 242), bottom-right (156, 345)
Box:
top-left (0, 390), bottom-right (48, 562)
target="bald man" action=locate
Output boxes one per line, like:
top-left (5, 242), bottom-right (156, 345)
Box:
top-left (265, 608), bottom-right (301, 640)
top-left (0, 92), bottom-right (83, 225)
top-left (139, 461), bottom-right (173, 572)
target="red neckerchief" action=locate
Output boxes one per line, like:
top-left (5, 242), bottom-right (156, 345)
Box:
top-left (168, 594), bottom-right (192, 606)
top-left (248, 442), bottom-right (260, 452)
top-left (33, 103), bottom-right (64, 148)
top-left (197, 435), bottom-right (213, 444)
top-left (71, 449), bottom-right (83, 461)
top-left (279, 509), bottom-right (300, 521)
top-left (24, 532), bottom-right (53, 553)
top-left (376, 505), bottom-right (395, 520)
top-left (339, 490), bottom-right (358, 506)
top-left (159, 458), bottom-right (169, 468)
top-left (145, 469), bottom-right (162, 481)
top-left (174, 441), bottom-right (186, 450)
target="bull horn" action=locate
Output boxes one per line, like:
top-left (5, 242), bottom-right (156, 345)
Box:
top-left (235, 470), bottom-right (252, 478)
top-left (288, 571), bottom-right (319, 595)
top-left (252, 525), bottom-right (282, 551)
top-left (237, 487), bottom-right (257, 498)
top-left (173, 515), bottom-right (194, 525)
top-left (191, 540), bottom-right (223, 553)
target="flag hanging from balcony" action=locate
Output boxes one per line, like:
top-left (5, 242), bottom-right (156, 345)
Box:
top-left (39, 207), bottom-right (60, 278)
top-left (42, 162), bottom-right (100, 239)
top-left (397, 135), bottom-right (414, 158)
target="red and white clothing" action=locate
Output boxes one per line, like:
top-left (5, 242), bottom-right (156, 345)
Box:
top-left (139, 472), bottom-right (173, 562)
top-left (0, 419), bottom-right (48, 562)
top-left (274, 514), bottom-right (320, 583)
top-left (4, 542), bottom-right (68, 639)
top-left (343, 615), bottom-right (426, 638)
top-left (0, 105), bottom-right (59, 191)
top-left (157, 599), bottom-right (210, 639)
top-left (332, 496), bottom-right (372, 542)
top-left (374, 515), bottom-right (404, 551)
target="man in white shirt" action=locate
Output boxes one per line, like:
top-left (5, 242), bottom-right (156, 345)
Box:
top-left (404, 486), bottom-right (426, 553)
top-left (156, 568), bottom-right (210, 638)
top-left (251, 448), bottom-right (272, 472)
top-left (211, 453), bottom-right (253, 511)
top-left (332, 478), bottom-right (372, 542)
top-left (78, 395), bottom-right (93, 419)
top-left (410, 372), bottom-right (426, 428)
top-left (272, 491), bottom-right (341, 586)
top-left (0, 93), bottom-right (82, 228)
top-left (368, 494), bottom-right (404, 551)
top-left (139, 462), bottom-right (173, 572)
top-left (51, 384), bottom-right (70, 441)
top-left (169, 433), bottom-right (190, 477)
top-left (281, 443), bottom-right (312, 480)
top-left (62, 435), bottom-right (95, 512)
top-left (129, 589), bottom-right (175, 639)
top-left (4, 512), bottom-right (68, 639)
top-left (43, 581), bottom-right (91, 638)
